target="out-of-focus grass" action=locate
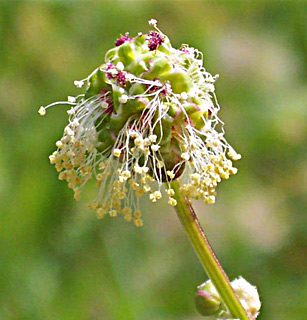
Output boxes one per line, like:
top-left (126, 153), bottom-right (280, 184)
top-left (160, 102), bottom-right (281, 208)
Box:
top-left (0, 1), bottom-right (306, 319)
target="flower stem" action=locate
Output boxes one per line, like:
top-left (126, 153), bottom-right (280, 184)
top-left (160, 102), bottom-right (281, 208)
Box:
top-left (170, 180), bottom-right (252, 320)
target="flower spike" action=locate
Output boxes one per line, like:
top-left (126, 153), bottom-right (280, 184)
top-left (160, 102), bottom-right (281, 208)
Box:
top-left (39, 19), bottom-right (241, 226)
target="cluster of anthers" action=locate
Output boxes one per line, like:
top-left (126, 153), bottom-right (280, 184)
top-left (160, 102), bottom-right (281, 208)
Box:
top-left (39, 19), bottom-right (241, 227)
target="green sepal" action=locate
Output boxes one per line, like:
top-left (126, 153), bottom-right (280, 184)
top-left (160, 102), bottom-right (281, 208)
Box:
top-left (153, 113), bottom-right (173, 147)
top-left (157, 35), bottom-right (172, 55)
top-left (190, 110), bottom-right (208, 130)
top-left (182, 101), bottom-right (200, 115)
top-left (160, 69), bottom-right (193, 93)
top-left (118, 42), bottom-right (135, 66)
top-left (127, 59), bottom-right (149, 77)
top-left (133, 34), bottom-right (146, 48)
top-left (85, 68), bottom-right (109, 99)
top-left (142, 56), bottom-right (172, 80)
top-left (129, 83), bottom-right (147, 96)
top-left (166, 103), bottom-right (185, 124)
top-left (124, 97), bottom-right (148, 114)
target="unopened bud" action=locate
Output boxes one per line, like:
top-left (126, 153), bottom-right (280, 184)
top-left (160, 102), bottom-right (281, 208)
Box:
top-left (195, 280), bottom-right (222, 316)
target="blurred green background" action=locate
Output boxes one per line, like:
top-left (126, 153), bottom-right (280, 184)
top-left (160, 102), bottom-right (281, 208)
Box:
top-left (0, 1), bottom-right (306, 319)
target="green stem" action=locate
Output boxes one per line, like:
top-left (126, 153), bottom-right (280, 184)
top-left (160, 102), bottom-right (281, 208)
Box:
top-left (171, 180), bottom-right (252, 320)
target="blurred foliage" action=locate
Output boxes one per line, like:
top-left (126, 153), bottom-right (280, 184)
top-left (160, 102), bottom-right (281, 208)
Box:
top-left (0, 1), bottom-right (306, 319)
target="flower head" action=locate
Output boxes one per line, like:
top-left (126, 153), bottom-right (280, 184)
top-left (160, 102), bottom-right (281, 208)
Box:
top-left (39, 20), bottom-right (241, 226)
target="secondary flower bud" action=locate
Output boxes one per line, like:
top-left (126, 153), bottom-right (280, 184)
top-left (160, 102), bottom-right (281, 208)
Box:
top-left (39, 19), bottom-right (241, 226)
top-left (195, 280), bottom-right (222, 316)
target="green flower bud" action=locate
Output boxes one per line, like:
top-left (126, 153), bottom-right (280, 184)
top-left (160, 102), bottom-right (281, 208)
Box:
top-left (195, 280), bottom-right (222, 316)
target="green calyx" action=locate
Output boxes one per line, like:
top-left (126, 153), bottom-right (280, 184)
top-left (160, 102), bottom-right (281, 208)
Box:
top-left (195, 281), bottom-right (222, 316)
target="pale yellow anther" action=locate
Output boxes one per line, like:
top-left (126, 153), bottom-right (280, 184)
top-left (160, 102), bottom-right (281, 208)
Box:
top-left (38, 106), bottom-right (46, 116)
top-left (49, 154), bottom-right (56, 164)
top-left (101, 101), bottom-right (108, 109)
top-left (96, 208), bottom-right (106, 219)
top-left (90, 201), bottom-right (99, 210)
top-left (149, 134), bottom-right (157, 143)
top-left (149, 193), bottom-right (157, 202)
top-left (148, 18), bottom-right (157, 27)
top-left (99, 162), bottom-right (106, 170)
top-left (56, 140), bottom-right (63, 149)
top-left (143, 147), bottom-right (150, 156)
top-left (109, 210), bottom-right (117, 217)
top-left (130, 131), bottom-right (139, 139)
top-left (122, 170), bottom-right (131, 178)
top-left (207, 195), bottom-right (216, 204)
top-left (167, 170), bottom-right (175, 179)
top-left (143, 184), bottom-right (151, 193)
top-left (55, 163), bottom-right (63, 172)
top-left (166, 188), bottom-right (175, 196)
top-left (136, 188), bottom-right (144, 197)
top-left (153, 190), bottom-right (162, 200)
top-left (143, 138), bottom-right (150, 146)
top-left (134, 137), bottom-right (143, 146)
top-left (118, 192), bottom-right (125, 199)
top-left (113, 148), bottom-right (121, 157)
top-left (119, 95), bottom-right (128, 104)
top-left (134, 218), bottom-right (143, 227)
top-left (134, 210), bottom-right (142, 218)
top-left (129, 179), bottom-right (139, 190)
top-left (96, 173), bottom-right (103, 181)
top-left (141, 166), bottom-right (149, 174)
top-left (124, 213), bottom-right (132, 222)
top-left (151, 144), bottom-right (160, 152)
top-left (191, 173), bottom-right (201, 182)
top-left (227, 149), bottom-right (242, 161)
top-left (220, 171), bottom-right (230, 180)
top-left (229, 167), bottom-right (238, 175)
top-left (181, 152), bottom-right (190, 161)
top-left (182, 145), bottom-right (188, 152)
top-left (67, 107), bottom-right (75, 115)
top-left (168, 197), bottom-right (177, 206)
top-left (58, 171), bottom-right (67, 180)
top-left (74, 80), bottom-right (84, 88)
top-left (122, 207), bottom-right (132, 215)
top-left (134, 165), bottom-right (142, 174)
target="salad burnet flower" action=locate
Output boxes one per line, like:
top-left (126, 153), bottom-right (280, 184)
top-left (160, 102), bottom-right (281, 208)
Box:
top-left (39, 20), bottom-right (241, 226)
